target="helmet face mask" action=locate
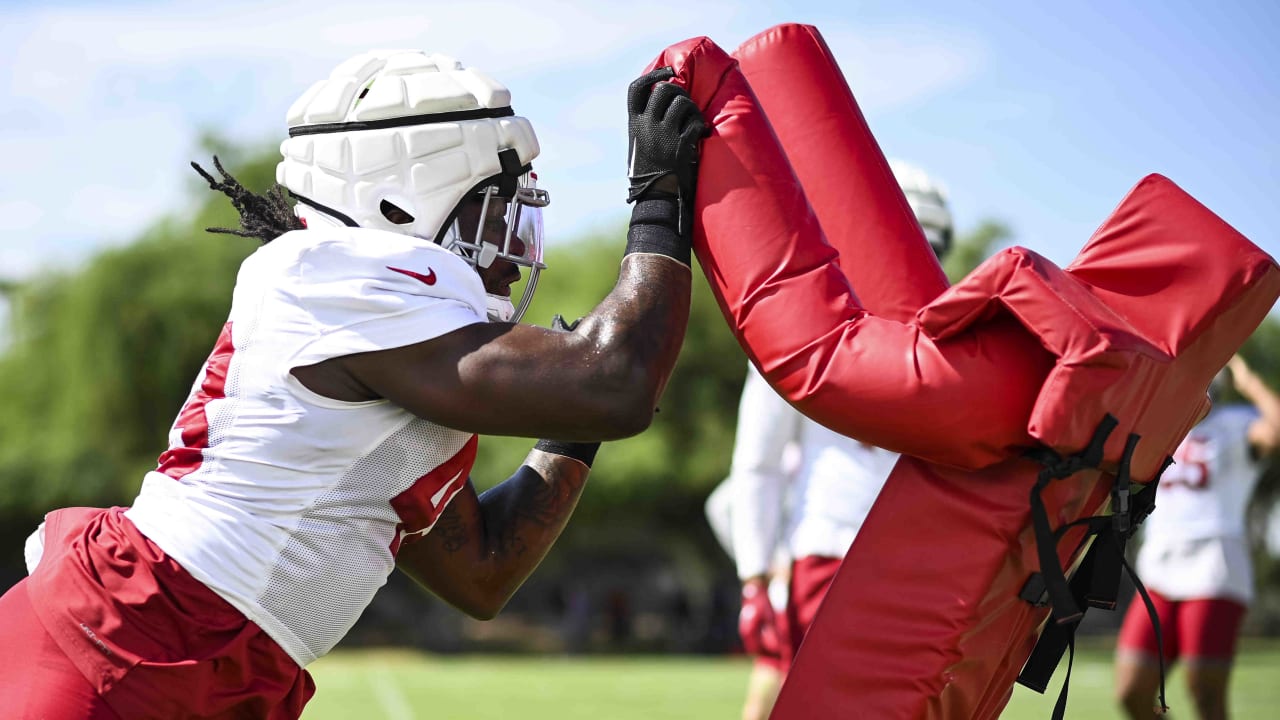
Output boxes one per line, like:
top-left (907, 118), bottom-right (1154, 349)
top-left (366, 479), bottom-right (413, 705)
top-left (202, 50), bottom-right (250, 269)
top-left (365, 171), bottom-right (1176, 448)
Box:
top-left (277, 50), bottom-right (547, 322)
top-left (438, 172), bottom-right (549, 322)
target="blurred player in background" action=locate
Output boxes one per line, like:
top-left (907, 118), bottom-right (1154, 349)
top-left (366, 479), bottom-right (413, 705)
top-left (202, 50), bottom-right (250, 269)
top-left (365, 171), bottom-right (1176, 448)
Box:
top-left (0, 55), bottom-right (704, 720)
top-left (706, 160), bottom-right (952, 720)
top-left (705, 381), bottom-right (800, 720)
top-left (1115, 354), bottom-right (1280, 720)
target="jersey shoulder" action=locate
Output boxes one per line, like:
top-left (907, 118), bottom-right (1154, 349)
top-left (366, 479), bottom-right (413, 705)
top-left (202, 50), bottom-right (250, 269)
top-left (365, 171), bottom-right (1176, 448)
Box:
top-left (288, 226), bottom-right (485, 305)
top-left (246, 227), bottom-right (489, 365)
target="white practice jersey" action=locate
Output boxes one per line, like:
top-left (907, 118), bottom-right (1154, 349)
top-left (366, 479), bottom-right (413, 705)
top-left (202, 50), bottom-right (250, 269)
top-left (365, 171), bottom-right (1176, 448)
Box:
top-left (720, 364), bottom-right (800, 579)
top-left (704, 478), bottom-right (791, 612)
top-left (719, 364), bottom-right (898, 579)
top-left (1144, 404), bottom-right (1261, 542)
top-left (1138, 404), bottom-right (1262, 603)
top-left (125, 225), bottom-right (489, 666)
top-left (786, 422), bottom-right (899, 561)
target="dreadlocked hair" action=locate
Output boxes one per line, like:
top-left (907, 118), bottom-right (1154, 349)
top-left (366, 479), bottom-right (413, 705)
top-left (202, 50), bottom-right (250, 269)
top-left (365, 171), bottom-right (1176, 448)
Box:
top-left (191, 155), bottom-right (304, 244)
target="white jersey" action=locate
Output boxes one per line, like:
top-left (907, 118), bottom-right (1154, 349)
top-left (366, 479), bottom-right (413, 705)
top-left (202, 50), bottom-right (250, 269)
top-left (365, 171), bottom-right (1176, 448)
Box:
top-left (704, 477), bottom-right (791, 612)
top-left (786, 423), bottom-right (899, 561)
top-left (1144, 405), bottom-right (1261, 542)
top-left (125, 225), bottom-right (489, 666)
top-left (719, 364), bottom-right (898, 579)
top-left (1138, 404), bottom-right (1262, 603)
top-left (720, 364), bottom-right (801, 579)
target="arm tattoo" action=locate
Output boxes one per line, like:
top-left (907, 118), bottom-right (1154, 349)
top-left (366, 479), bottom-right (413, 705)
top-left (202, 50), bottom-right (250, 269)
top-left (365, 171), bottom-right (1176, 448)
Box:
top-left (479, 453), bottom-right (589, 562)
top-left (432, 499), bottom-right (472, 554)
top-left (400, 455), bottom-right (591, 616)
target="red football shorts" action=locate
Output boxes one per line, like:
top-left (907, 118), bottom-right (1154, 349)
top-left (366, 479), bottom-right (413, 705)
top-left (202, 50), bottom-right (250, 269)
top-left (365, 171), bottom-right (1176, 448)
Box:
top-left (1116, 588), bottom-right (1248, 662)
top-left (0, 507), bottom-right (315, 719)
top-left (0, 578), bottom-right (123, 719)
top-left (755, 647), bottom-right (789, 673)
top-left (782, 555), bottom-right (844, 666)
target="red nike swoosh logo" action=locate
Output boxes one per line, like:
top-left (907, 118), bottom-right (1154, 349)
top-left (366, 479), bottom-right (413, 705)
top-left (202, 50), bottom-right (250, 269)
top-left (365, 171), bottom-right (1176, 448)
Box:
top-left (388, 266), bottom-right (437, 286)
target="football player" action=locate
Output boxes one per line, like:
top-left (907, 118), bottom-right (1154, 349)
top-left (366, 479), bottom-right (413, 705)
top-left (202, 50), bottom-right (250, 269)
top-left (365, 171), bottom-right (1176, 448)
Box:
top-left (0, 55), bottom-right (704, 720)
top-left (1115, 354), bottom-right (1280, 720)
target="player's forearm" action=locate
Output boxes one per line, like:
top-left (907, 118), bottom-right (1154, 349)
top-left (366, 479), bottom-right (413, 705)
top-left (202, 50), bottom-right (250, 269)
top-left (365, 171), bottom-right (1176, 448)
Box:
top-left (565, 253), bottom-right (691, 432)
top-left (1250, 385), bottom-right (1280, 434)
top-left (577, 65), bottom-right (700, 427)
top-left (491, 71), bottom-right (699, 438)
top-left (1230, 355), bottom-right (1280, 445)
top-left (1239, 371), bottom-right (1280, 428)
top-left (467, 449), bottom-right (590, 618)
top-left (401, 450), bottom-right (589, 619)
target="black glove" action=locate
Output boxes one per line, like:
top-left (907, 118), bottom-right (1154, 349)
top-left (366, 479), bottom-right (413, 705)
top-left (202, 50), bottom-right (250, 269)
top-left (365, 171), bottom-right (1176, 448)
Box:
top-left (626, 67), bottom-right (706, 207)
top-left (623, 68), bottom-right (706, 265)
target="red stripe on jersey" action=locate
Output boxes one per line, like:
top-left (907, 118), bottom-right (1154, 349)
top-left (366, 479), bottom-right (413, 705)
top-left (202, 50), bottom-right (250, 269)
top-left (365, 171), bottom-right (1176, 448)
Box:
top-left (389, 434), bottom-right (479, 556)
top-left (157, 323), bottom-right (235, 480)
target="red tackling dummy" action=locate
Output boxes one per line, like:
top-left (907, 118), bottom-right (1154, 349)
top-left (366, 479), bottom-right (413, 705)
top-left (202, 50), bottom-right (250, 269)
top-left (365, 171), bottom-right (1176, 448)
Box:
top-left (731, 24), bottom-right (949, 321)
top-left (648, 24), bottom-right (1280, 719)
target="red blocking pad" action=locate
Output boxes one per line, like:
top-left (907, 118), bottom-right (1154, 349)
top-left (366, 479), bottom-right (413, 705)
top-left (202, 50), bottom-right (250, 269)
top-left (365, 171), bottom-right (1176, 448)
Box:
top-left (646, 27), bottom-right (1280, 719)
top-left (777, 457), bottom-right (1114, 719)
top-left (644, 35), bottom-right (1050, 472)
top-left (732, 23), bottom-right (949, 321)
top-left (780, 178), bottom-right (1279, 719)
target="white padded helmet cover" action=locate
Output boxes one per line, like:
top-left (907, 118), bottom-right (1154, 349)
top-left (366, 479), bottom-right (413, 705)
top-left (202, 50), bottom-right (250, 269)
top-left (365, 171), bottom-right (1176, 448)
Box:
top-left (276, 50), bottom-right (540, 243)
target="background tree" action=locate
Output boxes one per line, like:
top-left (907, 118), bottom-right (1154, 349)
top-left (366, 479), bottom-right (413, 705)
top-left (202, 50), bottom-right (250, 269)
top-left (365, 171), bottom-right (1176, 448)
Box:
top-left (0, 141), bottom-right (268, 515)
top-left (943, 219), bottom-right (1012, 282)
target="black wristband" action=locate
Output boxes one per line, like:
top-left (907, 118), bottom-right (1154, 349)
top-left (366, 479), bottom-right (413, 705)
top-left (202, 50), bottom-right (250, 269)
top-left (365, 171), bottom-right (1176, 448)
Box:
top-left (534, 439), bottom-right (601, 468)
top-left (624, 194), bottom-right (690, 266)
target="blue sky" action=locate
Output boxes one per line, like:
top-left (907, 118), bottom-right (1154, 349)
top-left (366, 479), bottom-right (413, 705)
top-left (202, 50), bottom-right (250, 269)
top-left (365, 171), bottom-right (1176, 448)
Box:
top-left (0, 0), bottom-right (1276, 278)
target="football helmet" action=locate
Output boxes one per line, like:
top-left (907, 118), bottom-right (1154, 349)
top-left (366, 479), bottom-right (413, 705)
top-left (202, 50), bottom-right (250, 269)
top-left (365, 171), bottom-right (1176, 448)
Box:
top-left (888, 158), bottom-right (953, 258)
top-left (277, 50), bottom-right (548, 322)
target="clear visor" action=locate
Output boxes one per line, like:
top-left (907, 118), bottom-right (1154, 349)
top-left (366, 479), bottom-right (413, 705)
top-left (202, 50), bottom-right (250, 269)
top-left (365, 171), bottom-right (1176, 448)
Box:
top-left (441, 171), bottom-right (549, 323)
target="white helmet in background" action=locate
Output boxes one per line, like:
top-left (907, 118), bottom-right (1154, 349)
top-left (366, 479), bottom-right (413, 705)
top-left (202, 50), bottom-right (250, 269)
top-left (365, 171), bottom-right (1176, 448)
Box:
top-left (1208, 367), bottom-right (1231, 404)
top-left (277, 50), bottom-right (548, 322)
top-left (888, 158), bottom-right (953, 258)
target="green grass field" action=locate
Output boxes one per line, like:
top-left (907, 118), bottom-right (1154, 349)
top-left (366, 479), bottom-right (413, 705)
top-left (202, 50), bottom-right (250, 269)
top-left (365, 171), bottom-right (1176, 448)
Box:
top-left (302, 641), bottom-right (1280, 719)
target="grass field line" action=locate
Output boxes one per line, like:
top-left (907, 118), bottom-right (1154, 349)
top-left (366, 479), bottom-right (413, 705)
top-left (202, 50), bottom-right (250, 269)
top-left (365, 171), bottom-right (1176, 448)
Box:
top-left (366, 662), bottom-right (414, 720)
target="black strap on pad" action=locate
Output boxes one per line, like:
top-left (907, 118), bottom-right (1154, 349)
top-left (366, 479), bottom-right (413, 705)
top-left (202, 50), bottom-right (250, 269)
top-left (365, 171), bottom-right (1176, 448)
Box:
top-left (1015, 415), bottom-right (1171, 719)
